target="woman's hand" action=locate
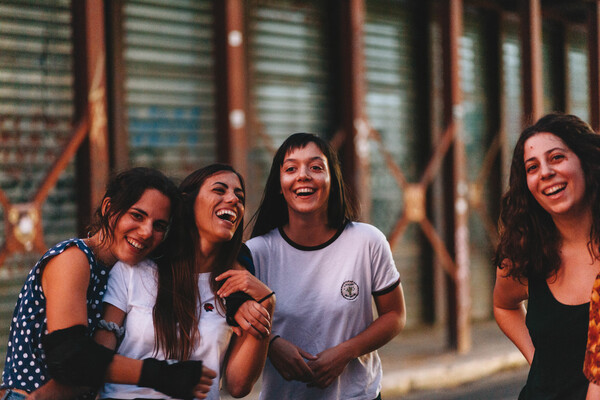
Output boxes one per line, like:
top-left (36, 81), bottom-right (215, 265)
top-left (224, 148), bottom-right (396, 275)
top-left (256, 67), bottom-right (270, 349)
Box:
top-left (216, 270), bottom-right (272, 300)
top-left (306, 344), bottom-right (352, 389)
top-left (192, 366), bottom-right (217, 399)
top-left (268, 337), bottom-right (316, 383)
top-left (231, 300), bottom-right (271, 339)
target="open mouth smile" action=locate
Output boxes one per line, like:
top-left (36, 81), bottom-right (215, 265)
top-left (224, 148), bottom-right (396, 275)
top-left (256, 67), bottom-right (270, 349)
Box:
top-left (295, 187), bottom-right (315, 197)
top-left (126, 237), bottom-right (147, 251)
top-left (543, 183), bottom-right (566, 196)
top-left (216, 209), bottom-right (238, 223)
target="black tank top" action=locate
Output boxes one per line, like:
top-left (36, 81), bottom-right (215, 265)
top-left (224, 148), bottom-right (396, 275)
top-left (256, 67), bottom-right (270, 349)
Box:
top-left (519, 277), bottom-right (589, 399)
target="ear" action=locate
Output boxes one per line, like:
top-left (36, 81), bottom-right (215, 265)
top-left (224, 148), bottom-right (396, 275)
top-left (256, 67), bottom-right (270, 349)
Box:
top-left (101, 197), bottom-right (111, 217)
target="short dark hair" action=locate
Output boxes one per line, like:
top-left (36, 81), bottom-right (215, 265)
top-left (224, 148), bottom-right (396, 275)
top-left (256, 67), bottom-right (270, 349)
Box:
top-left (250, 133), bottom-right (358, 238)
top-left (495, 112), bottom-right (600, 279)
top-left (88, 167), bottom-right (179, 256)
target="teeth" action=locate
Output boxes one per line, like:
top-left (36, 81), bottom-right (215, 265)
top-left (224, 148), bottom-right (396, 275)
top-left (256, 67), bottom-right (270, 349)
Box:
top-left (543, 184), bottom-right (566, 195)
top-left (127, 238), bottom-right (145, 250)
top-left (216, 209), bottom-right (237, 222)
top-left (295, 188), bottom-right (315, 195)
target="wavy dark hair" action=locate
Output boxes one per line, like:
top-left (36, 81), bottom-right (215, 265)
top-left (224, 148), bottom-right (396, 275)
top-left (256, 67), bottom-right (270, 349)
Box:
top-left (250, 133), bottom-right (358, 238)
top-left (495, 113), bottom-right (600, 280)
top-left (87, 167), bottom-right (179, 259)
top-left (153, 163), bottom-right (245, 360)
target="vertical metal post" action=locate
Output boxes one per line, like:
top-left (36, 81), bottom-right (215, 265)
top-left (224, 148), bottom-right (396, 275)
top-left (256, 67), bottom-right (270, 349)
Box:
top-left (589, 1), bottom-right (600, 131)
top-left (442, 0), bottom-right (471, 353)
top-left (338, 0), bottom-right (370, 219)
top-left (72, 0), bottom-right (109, 234)
top-left (214, 0), bottom-right (248, 177)
top-left (520, 0), bottom-right (544, 125)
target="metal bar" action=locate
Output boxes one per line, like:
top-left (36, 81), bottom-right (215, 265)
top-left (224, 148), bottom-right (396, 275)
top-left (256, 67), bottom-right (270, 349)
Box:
top-left (589, 1), bottom-right (600, 131)
top-left (520, 0), bottom-right (544, 125)
top-left (214, 0), bottom-right (248, 176)
top-left (442, 0), bottom-right (471, 353)
top-left (338, 0), bottom-right (371, 220)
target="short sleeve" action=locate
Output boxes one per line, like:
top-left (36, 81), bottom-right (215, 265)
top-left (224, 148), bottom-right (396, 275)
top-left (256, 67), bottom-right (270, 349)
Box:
top-left (585, 273), bottom-right (600, 384)
top-left (102, 262), bottom-right (131, 313)
top-left (237, 243), bottom-right (256, 276)
top-left (368, 226), bottom-right (401, 295)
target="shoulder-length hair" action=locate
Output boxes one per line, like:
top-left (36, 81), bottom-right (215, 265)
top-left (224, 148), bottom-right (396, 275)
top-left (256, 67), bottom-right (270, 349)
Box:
top-left (495, 112), bottom-right (600, 280)
top-left (87, 167), bottom-right (179, 259)
top-left (153, 163), bottom-right (245, 360)
top-left (250, 132), bottom-right (358, 238)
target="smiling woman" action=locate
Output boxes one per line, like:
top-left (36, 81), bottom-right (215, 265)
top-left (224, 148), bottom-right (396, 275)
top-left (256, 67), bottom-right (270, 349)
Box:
top-left (1, 167), bottom-right (215, 400)
top-left (492, 113), bottom-right (600, 399)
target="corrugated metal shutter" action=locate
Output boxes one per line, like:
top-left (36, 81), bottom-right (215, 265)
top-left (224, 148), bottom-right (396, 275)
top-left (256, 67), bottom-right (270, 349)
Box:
top-left (461, 8), bottom-right (494, 320)
top-left (123, 0), bottom-right (216, 179)
top-left (246, 0), bottom-right (334, 198)
top-left (566, 27), bottom-right (589, 122)
top-left (501, 17), bottom-right (522, 183)
top-left (364, 0), bottom-right (423, 327)
top-left (0, 0), bottom-right (75, 369)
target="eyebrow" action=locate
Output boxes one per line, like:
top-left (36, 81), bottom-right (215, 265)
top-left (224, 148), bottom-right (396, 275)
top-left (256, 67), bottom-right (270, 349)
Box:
top-left (131, 207), bottom-right (169, 224)
top-left (282, 156), bottom-right (326, 163)
top-left (213, 181), bottom-right (244, 193)
top-left (524, 147), bottom-right (565, 164)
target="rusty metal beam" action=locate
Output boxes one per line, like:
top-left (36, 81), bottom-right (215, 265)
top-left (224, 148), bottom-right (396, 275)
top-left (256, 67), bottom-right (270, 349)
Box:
top-left (520, 0), bottom-right (544, 125)
top-left (338, 0), bottom-right (370, 219)
top-left (72, 0), bottom-right (110, 234)
top-left (214, 0), bottom-right (248, 177)
top-left (442, 0), bottom-right (471, 353)
top-left (589, 1), bottom-right (600, 131)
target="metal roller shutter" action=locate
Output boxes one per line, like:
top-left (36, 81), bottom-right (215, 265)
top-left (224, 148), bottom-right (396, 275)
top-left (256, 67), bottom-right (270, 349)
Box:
top-left (461, 8), bottom-right (495, 320)
top-left (123, 0), bottom-right (216, 178)
top-left (246, 0), bottom-right (334, 195)
top-left (364, 0), bottom-right (423, 327)
top-left (0, 0), bottom-right (75, 369)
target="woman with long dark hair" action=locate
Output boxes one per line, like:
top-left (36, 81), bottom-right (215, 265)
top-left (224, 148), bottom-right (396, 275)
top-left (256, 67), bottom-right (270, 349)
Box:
top-left (1, 167), bottom-right (213, 400)
top-left (96, 164), bottom-right (274, 400)
top-left (234, 133), bottom-right (406, 399)
top-left (493, 113), bottom-right (600, 399)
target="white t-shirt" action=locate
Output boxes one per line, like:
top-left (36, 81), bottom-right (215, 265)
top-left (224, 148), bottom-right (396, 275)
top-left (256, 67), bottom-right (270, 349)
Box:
top-left (246, 222), bottom-right (400, 400)
top-left (99, 260), bottom-right (233, 400)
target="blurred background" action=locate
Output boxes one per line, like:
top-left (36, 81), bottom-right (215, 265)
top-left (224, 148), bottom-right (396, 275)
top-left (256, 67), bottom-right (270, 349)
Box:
top-left (0, 0), bottom-right (597, 369)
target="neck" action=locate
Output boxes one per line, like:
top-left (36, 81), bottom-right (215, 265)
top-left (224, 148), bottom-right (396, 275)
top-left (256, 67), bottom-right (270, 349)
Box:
top-left (553, 207), bottom-right (593, 247)
top-left (195, 239), bottom-right (218, 273)
top-left (85, 233), bottom-right (118, 266)
top-left (284, 211), bottom-right (338, 247)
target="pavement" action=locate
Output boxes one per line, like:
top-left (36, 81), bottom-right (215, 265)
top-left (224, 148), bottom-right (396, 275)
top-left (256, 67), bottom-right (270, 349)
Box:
top-left (222, 319), bottom-right (528, 399)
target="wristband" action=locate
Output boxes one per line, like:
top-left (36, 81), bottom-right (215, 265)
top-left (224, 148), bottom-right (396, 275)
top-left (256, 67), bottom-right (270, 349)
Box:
top-left (257, 291), bottom-right (275, 303)
top-left (269, 335), bottom-right (281, 346)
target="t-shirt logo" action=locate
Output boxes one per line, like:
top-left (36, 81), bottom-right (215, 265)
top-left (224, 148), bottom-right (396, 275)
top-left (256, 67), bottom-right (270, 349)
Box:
top-left (341, 281), bottom-right (359, 300)
top-left (204, 303), bottom-right (215, 312)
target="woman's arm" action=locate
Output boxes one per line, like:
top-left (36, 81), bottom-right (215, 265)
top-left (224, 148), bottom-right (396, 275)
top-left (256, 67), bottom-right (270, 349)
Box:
top-left (223, 295), bottom-right (276, 398)
top-left (493, 265), bottom-right (534, 364)
top-left (306, 283), bottom-right (406, 389)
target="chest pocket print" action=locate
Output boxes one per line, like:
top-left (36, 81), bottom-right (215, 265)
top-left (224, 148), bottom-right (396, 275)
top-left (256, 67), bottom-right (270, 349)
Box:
top-left (341, 280), bottom-right (359, 301)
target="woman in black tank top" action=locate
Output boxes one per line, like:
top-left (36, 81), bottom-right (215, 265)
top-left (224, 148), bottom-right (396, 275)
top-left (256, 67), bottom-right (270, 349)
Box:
top-left (493, 113), bottom-right (600, 399)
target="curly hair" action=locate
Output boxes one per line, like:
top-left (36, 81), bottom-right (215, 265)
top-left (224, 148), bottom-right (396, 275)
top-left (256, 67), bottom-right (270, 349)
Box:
top-left (494, 113), bottom-right (600, 280)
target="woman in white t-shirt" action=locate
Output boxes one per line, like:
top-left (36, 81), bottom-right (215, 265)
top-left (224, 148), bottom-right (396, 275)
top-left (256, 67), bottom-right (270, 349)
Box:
top-left (241, 133), bottom-right (406, 400)
top-left (95, 164), bottom-right (275, 400)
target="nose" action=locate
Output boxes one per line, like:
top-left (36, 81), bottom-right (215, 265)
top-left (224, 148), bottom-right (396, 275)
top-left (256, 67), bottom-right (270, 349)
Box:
top-left (138, 219), bottom-right (153, 238)
top-left (539, 161), bottom-right (555, 179)
top-left (224, 190), bottom-right (239, 204)
top-left (297, 164), bottom-right (311, 180)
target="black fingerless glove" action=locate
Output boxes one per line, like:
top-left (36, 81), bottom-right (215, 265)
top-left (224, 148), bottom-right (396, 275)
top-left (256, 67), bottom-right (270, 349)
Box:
top-left (138, 358), bottom-right (204, 400)
top-left (225, 291), bottom-right (254, 327)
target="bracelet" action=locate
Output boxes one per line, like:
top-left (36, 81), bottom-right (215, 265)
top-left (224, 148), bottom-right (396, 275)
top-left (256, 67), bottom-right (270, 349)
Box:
top-left (97, 319), bottom-right (125, 339)
top-left (257, 291), bottom-right (275, 303)
top-left (269, 335), bottom-right (281, 346)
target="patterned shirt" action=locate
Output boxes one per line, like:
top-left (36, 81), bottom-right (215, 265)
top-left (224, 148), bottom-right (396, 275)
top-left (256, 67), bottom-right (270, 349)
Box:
top-left (1, 238), bottom-right (111, 392)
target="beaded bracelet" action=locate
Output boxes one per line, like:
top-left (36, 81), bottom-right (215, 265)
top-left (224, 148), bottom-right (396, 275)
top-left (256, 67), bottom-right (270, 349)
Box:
top-left (257, 291), bottom-right (275, 303)
top-left (97, 319), bottom-right (125, 339)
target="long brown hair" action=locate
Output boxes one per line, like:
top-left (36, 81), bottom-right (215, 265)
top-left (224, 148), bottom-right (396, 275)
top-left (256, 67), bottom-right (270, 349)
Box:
top-left (495, 113), bottom-right (600, 280)
top-left (153, 164), bottom-right (245, 360)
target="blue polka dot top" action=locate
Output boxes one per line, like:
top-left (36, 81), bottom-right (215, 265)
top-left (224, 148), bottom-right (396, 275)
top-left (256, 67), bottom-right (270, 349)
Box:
top-left (1, 238), bottom-right (111, 393)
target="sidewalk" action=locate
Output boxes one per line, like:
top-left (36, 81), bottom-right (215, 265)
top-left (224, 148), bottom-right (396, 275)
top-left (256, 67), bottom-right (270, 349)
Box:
top-left (222, 320), bottom-right (527, 399)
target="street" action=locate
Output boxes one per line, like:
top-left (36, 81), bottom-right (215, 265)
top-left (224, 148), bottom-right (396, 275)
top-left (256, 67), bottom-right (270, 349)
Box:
top-left (390, 366), bottom-right (528, 400)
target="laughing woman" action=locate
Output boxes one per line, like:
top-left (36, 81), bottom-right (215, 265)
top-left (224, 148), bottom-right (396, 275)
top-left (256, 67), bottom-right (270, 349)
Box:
top-left (1, 167), bottom-right (213, 400)
top-left (237, 133), bottom-right (406, 400)
top-left (95, 164), bottom-right (274, 400)
top-left (493, 113), bottom-right (600, 399)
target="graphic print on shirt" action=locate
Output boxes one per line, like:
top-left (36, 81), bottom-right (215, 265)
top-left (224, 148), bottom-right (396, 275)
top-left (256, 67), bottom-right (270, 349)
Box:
top-left (341, 280), bottom-right (359, 301)
top-left (204, 303), bottom-right (215, 312)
